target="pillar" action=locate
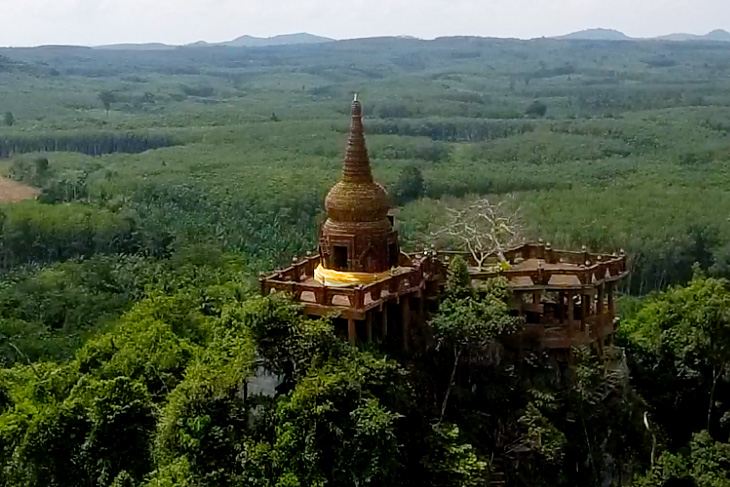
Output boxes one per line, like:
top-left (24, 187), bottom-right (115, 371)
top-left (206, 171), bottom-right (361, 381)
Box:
top-left (596, 334), bottom-right (605, 360)
top-left (348, 318), bottom-right (356, 346)
top-left (558, 292), bottom-right (565, 324)
top-left (366, 312), bottom-right (373, 343)
top-left (567, 291), bottom-right (574, 326)
top-left (381, 305), bottom-right (389, 340)
top-left (415, 295), bottom-right (425, 349)
top-left (417, 295), bottom-right (425, 326)
top-left (402, 298), bottom-right (411, 352)
top-left (581, 294), bottom-right (589, 331)
top-left (607, 283), bottom-right (615, 317)
top-left (597, 284), bottom-right (605, 315)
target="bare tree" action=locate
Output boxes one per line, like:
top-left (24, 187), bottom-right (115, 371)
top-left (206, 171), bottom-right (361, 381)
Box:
top-left (433, 197), bottom-right (523, 268)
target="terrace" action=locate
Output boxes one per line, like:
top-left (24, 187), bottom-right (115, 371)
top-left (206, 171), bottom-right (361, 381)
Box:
top-left (261, 243), bottom-right (628, 352)
top-left (437, 243), bottom-right (628, 350)
top-left (260, 253), bottom-right (443, 321)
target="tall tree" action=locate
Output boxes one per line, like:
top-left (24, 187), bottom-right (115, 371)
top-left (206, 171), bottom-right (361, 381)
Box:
top-left (525, 100), bottom-right (547, 118)
top-left (624, 270), bottom-right (730, 436)
top-left (393, 165), bottom-right (425, 205)
top-left (98, 90), bottom-right (117, 118)
top-left (431, 263), bottom-right (520, 420)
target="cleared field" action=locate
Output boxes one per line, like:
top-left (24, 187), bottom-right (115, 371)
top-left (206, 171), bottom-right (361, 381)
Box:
top-left (0, 177), bottom-right (38, 202)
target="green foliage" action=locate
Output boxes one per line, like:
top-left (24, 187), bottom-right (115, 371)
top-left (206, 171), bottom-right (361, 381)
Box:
top-left (445, 255), bottom-right (471, 298)
top-left (0, 202), bottom-right (139, 267)
top-left (0, 131), bottom-right (176, 158)
top-left (525, 100), bottom-right (547, 118)
top-left (152, 341), bottom-right (255, 484)
top-left (229, 295), bottom-right (344, 380)
top-left (0, 37), bottom-right (725, 291)
top-left (3, 373), bottom-right (155, 487)
top-left (4, 111), bottom-right (14, 127)
top-left (0, 255), bottom-right (155, 365)
top-left (634, 431), bottom-right (730, 487)
top-left (432, 277), bottom-right (520, 349)
top-left (368, 136), bottom-right (450, 163)
top-left (272, 353), bottom-right (408, 486)
top-left (431, 276), bottom-right (521, 420)
top-left (111, 470), bottom-right (136, 487)
top-left (518, 402), bottom-right (567, 464)
top-left (99, 90), bottom-right (118, 116)
top-left (622, 273), bottom-right (730, 438)
top-left (393, 165), bottom-right (425, 205)
top-left (423, 423), bottom-right (489, 487)
top-left (180, 85), bottom-right (215, 98)
top-left (0, 35), bottom-right (730, 487)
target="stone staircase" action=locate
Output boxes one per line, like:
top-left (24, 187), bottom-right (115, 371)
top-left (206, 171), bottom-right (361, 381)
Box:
top-left (491, 457), bottom-right (507, 487)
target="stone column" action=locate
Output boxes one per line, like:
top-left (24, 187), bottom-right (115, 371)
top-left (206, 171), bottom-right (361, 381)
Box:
top-left (417, 295), bottom-right (425, 326)
top-left (402, 298), bottom-right (411, 352)
top-left (567, 291), bottom-right (575, 326)
top-left (366, 312), bottom-right (373, 343)
top-left (348, 318), bottom-right (357, 346)
top-left (597, 284), bottom-right (605, 315)
top-left (607, 283), bottom-right (615, 317)
top-left (558, 292), bottom-right (565, 325)
top-left (381, 306), bottom-right (389, 340)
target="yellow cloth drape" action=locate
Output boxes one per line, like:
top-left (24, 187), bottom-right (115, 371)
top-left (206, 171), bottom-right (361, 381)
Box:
top-left (313, 264), bottom-right (392, 288)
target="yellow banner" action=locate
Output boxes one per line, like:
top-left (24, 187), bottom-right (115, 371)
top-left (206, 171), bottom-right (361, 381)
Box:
top-left (314, 264), bottom-right (392, 288)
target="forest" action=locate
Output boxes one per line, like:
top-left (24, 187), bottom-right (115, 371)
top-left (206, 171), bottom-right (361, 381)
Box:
top-left (1, 36), bottom-right (730, 486)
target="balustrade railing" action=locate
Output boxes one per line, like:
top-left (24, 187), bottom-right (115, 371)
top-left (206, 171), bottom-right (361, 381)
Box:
top-left (261, 255), bottom-right (442, 310)
top-left (435, 243), bottom-right (626, 287)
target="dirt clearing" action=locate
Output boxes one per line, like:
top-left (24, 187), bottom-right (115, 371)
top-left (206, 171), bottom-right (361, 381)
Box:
top-left (0, 177), bottom-right (39, 202)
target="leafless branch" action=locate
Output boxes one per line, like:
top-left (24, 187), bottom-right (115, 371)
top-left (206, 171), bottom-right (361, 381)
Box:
top-left (432, 197), bottom-right (523, 268)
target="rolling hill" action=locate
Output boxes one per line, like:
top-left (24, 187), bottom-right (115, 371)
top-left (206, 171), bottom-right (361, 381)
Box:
top-left (557, 28), bottom-right (631, 41)
top-left (556, 28), bottom-right (730, 42)
top-left (95, 33), bottom-right (333, 50)
top-left (657, 29), bottom-right (730, 41)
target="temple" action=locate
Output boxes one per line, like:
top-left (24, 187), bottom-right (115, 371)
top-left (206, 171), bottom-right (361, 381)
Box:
top-left (260, 97), bottom-right (628, 355)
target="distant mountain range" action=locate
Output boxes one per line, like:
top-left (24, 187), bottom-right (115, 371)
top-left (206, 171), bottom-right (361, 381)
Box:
top-left (557, 28), bottom-right (730, 42)
top-left (95, 33), bottom-right (333, 50)
top-left (657, 29), bottom-right (730, 41)
top-left (29, 29), bottom-right (730, 51)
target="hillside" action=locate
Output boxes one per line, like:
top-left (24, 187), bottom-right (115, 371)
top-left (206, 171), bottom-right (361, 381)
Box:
top-left (94, 42), bottom-right (177, 50)
top-left (95, 32), bottom-right (334, 50)
top-left (222, 32), bottom-right (334, 47)
top-left (657, 29), bottom-right (730, 41)
top-left (557, 28), bottom-right (631, 40)
top-left (558, 28), bottom-right (730, 42)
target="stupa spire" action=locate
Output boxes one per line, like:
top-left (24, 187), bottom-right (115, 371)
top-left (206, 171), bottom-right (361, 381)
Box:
top-left (342, 94), bottom-right (373, 183)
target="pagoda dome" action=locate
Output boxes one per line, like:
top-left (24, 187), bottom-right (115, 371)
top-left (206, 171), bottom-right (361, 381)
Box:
top-left (324, 99), bottom-right (390, 222)
top-left (325, 180), bottom-right (390, 222)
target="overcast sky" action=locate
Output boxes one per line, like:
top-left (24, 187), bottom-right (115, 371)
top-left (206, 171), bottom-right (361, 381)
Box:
top-left (0, 0), bottom-right (728, 47)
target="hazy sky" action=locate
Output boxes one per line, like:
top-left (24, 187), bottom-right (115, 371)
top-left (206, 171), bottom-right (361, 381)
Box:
top-left (0, 0), bottom-right (728, 47)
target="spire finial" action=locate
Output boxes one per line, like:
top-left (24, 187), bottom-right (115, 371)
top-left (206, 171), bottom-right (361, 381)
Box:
top-left (343, 97), bottom-right (371, 183)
